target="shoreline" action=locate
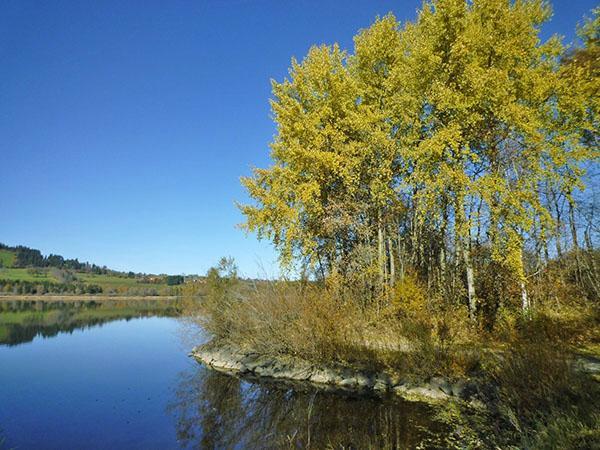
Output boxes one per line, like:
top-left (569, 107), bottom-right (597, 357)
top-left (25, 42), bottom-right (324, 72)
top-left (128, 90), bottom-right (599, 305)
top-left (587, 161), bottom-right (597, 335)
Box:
top-left (191, 341), bottom-right (480, 404)
top-left (0, 294), bottom-right (179, 302)
top-left (192, 342), bottom-right (600, 404)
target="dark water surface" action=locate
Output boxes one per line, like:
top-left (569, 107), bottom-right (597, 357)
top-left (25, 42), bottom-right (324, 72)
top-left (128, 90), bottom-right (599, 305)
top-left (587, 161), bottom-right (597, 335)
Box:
top-left (0, 300), bottom-right (444, 449)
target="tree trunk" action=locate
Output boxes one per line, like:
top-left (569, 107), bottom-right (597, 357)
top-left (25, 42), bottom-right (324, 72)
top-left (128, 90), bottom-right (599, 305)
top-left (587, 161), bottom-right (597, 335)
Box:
top-left (456, 196), bottom-right (476, 320)
top-left (387, 234), bottom-right (395, 287)
top-left (521, 281), bottom-right (530, 312)
top-left (474, 196), bottom-right (483, 247)
top-left (551, 188), bottom-right (564, 258)
top-left (440, 200), bottom-right (448, 294)
top-left (567, 195), bottom-right (585, 288)
top-left (568, 196), bottom-right (579, 250)
top-left (397, 226), bottom-right (405, 282)
top-left (463, 245), bottom-right (476, 320)
top-left (378, 210), bottom-right (385, 294)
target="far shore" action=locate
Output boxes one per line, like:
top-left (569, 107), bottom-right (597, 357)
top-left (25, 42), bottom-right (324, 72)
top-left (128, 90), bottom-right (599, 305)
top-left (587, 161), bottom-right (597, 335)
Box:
top-left (0, 294), bottom-right (179, 302)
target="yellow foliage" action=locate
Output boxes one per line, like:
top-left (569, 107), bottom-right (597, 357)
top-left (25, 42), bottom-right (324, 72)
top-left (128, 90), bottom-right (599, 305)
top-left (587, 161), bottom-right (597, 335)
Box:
top-left (391, 273), bottom-right (428, 316)
top-left (239, 1), bottom-right (598, 324)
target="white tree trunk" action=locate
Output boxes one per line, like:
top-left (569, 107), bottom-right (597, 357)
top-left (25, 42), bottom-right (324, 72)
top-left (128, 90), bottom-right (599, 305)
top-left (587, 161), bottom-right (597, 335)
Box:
top-left (521, 281), bottom-right (530, 312)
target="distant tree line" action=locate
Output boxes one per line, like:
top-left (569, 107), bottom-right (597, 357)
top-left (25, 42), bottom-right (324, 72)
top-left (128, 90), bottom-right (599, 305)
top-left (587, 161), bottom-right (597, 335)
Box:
top-left (0, 279), bottom-right (103, 295)
top-left (166, 275), bottom-right (184, 286)
top-left (0, 278), bottom-right (193, 296)
top-left (0, 243), bottom-right (110, 274)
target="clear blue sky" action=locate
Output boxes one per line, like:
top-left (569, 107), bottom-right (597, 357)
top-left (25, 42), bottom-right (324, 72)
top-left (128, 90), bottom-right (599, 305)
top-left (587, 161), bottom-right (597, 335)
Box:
top-left (1, 0), bottom-right (596, 277)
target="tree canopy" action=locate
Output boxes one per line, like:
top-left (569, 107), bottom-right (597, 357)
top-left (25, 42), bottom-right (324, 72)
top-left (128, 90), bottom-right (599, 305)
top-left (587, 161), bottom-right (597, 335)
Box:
top-left (241, 0), bottom-right (599, 319)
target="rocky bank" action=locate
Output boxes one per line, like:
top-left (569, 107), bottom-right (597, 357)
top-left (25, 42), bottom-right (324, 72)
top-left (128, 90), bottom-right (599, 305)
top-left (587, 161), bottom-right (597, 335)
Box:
top-left (191, 342), bottom-right (481, 403)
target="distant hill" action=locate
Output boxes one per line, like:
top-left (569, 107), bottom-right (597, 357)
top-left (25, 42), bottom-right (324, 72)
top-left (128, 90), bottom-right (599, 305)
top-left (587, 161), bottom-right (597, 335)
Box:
top-left (0, 243), bottom-right (199, 296)
top-left (0, 243), bottom-right (111, 274)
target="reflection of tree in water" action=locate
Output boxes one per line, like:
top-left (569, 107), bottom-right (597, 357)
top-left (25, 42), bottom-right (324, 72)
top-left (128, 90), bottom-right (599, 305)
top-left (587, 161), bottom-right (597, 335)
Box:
top-left (169, 366), bottom-right (447, 449)
top-left (0, 299), bottom-right (180, 346)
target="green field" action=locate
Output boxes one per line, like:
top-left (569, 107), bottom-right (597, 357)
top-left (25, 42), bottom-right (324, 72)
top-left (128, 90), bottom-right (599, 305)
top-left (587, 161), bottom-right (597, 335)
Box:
top-left (76, 273), bottom-right (168, 289)
top-left (0, 267), bottom-right (171, 291)
top-left (0, 267), bottom-right (57, 282)
top-left (0, 249), bottom-right (16, 268)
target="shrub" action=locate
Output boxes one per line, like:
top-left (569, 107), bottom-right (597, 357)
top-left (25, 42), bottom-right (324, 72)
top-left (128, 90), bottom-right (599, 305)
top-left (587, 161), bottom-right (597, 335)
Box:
top-left (191, 260), bottom-right (485, 378)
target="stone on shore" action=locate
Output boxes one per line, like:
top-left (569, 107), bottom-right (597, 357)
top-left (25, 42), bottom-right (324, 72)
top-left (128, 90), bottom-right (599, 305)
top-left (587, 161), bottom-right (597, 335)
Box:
top-left (191, 342), bottom-right (482, 404)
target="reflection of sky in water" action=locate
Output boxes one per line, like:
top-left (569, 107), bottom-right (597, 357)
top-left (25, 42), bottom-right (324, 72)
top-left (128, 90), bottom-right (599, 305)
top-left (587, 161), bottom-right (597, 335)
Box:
top-left (0, 305), bottom-right (443, 449)
top-left (0, 316), bottom-right (193, 449)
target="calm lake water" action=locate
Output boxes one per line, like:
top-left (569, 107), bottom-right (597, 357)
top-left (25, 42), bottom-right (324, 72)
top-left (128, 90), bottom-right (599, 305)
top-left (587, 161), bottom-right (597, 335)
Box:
top-left (0, 299), bottom-right (444, 449)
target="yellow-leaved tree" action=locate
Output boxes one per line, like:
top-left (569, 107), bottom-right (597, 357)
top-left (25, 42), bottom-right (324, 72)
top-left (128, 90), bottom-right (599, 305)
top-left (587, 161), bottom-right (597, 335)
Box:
top-left (241, 0), bottom-right (598, 320)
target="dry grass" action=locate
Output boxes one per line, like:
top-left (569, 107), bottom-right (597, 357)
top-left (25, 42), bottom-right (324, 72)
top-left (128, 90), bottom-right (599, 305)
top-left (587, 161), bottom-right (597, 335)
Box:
top-left (422, 322), bottom-right (600, 449)
top-left (187, 261), bottom-right (598, 378)
top-left (489, 335), bottom-right (600, 448)
top-left (187, 269), bottom-right (486, 379)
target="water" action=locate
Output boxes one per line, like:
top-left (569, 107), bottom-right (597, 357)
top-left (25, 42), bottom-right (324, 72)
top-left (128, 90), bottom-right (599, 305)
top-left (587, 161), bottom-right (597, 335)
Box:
top-left (0, 299), bottom-right (444, 449)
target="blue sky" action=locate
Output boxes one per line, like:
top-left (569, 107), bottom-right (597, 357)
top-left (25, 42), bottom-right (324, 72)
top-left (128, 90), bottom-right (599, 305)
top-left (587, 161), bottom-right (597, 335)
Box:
top-left (1, 0), bottom-right (596, 277)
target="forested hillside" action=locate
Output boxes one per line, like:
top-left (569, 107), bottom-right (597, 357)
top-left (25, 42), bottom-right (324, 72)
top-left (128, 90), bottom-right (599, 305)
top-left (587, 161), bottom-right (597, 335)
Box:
top-left (0, 243), bottom-right (112, 273)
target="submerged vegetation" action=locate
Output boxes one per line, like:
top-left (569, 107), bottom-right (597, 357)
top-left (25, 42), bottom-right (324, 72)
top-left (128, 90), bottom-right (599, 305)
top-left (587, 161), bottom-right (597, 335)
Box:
top-left (188, 0), bottom-right (600, 447)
